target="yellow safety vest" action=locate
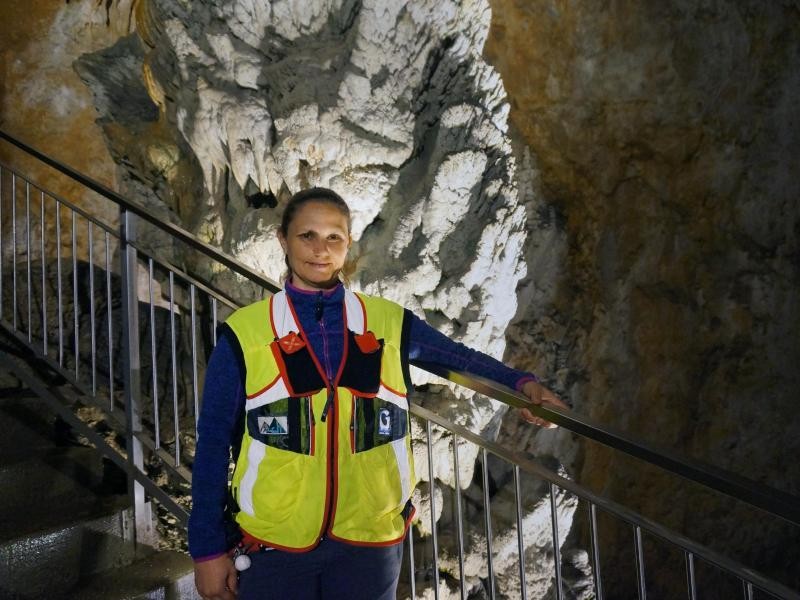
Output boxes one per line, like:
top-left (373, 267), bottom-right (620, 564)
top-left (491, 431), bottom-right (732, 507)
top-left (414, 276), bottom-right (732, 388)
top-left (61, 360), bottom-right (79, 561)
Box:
top-left (225, 288), bottom-right (416, 551)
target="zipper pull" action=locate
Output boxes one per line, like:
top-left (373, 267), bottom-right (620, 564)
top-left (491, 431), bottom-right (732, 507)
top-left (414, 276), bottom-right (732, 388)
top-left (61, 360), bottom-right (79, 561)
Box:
top-left (315, 291), bottom-right (323, 321)
top-left (320, 387), bottom-right (334, 422)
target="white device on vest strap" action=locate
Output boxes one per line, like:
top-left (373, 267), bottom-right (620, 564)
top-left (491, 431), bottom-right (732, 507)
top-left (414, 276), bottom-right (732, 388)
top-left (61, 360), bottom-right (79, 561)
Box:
top-left (234, 553), bottom-right (252, 571)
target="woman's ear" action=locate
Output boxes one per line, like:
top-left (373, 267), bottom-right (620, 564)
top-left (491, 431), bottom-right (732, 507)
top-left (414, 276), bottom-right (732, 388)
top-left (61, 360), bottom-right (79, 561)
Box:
top-left (277, 230), bottom-right (287, 253)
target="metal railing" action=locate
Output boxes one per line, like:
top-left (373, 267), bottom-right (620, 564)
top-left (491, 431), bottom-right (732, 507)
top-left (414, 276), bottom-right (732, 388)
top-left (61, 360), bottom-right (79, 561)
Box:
top-left (1, 130), bottom-right (798, 600)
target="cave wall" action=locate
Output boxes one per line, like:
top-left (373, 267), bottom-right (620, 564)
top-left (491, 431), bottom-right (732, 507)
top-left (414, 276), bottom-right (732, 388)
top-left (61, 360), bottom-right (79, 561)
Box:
top-left (0, 0), bottom-right (133, 218)
top-left (486, 0), bottom-right (800, 593)
top-left (1, 0), bottom-right (799, 597)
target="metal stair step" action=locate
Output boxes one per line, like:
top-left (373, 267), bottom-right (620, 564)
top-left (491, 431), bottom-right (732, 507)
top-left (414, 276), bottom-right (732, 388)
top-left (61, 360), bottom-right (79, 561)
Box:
top-left (0, 499), bottom-right (136, 598)
top-left (65, 549), bottom-right (199, 600)
top-left (0, 446), bottom-right (111, 514)
top-left (0, 395), bottom-right (67, 463)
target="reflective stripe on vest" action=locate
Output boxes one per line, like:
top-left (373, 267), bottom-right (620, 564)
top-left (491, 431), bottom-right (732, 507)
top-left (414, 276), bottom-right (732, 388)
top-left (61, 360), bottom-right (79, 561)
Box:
top-left (225, 289), bottom-right (416, 550)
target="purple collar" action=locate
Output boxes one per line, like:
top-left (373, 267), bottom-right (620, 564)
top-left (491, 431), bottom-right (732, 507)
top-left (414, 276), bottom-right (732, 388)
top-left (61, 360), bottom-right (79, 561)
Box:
top-left (285, 279), bottom-right (344, 302)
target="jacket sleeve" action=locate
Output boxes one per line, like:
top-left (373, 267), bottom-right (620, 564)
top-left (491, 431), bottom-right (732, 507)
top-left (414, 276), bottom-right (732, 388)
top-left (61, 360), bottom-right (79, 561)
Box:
top-left (405, 309), bottom-right (537, 391)
top-left (188, 326), bottom-right (245, 560)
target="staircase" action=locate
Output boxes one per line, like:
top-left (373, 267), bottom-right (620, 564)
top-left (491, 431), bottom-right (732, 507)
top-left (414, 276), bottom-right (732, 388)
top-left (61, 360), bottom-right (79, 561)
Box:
top-left (0, 334), bottom-right (197, 600)
top-left (1, 130), bottom-right (799, 599)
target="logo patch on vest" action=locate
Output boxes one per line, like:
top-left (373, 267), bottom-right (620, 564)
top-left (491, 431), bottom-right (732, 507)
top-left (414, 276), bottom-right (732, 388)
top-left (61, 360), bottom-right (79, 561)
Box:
top-left (278, 331), bottom-right (305, 354)
top-left (258, 416), bottom-right (289, 435)
top-left (378, 408), bottom-right (392, 436)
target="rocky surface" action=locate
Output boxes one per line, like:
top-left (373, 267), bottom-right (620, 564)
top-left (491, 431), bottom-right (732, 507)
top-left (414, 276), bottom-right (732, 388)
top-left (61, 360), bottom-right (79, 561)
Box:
top-left (2, 0), bottom-right (799, 597)
top-left (127, 1), bottom-right (545, 526)
top-left (486, 0), bottom-right (800, 594)
top-left (0, 0), bottom-right (133, 230)
top-left (2, 1), bottom-right (578, 598)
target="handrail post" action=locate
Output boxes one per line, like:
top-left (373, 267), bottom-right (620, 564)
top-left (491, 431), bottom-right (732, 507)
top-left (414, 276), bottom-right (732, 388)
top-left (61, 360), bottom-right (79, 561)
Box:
top-left (119, 208), bottom-right (155, 548)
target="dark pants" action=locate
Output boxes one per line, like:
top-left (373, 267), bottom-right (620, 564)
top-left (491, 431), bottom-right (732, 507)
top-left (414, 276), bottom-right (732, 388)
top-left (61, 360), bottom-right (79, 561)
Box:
top-left (237, 538), bottom-right (404, 600)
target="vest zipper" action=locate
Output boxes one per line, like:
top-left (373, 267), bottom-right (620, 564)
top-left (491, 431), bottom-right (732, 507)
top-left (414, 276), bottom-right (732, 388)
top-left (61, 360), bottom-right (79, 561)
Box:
top-left (316, 296), bottom-right (338, 538)
top-left (320, 385), bottom-right (337, 540)
top-left (318, 304), bottom-right (334, 422)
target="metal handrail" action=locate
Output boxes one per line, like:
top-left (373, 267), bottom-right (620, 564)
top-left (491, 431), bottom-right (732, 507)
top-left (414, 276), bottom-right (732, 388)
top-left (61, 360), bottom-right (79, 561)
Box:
top-left (2, 128), bottom-right (798, 528)
top-left (411, 401), bottom-right (800, 600)
top-left (414, 361), bottom-right (800, 526)
top-left (0, 130), bottom-right (281, 295)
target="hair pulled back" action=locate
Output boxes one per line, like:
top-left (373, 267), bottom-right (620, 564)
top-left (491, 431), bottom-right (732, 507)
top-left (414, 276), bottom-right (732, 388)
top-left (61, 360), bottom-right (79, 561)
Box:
top-left (280, 187), bottom-right (357, 285)
top-left (280, 187), bottom-right (352, 237)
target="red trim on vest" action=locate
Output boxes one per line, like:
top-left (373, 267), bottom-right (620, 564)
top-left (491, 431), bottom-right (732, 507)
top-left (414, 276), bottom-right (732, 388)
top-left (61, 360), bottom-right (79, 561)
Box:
top-left (349, 394), bottom-right (355, 454)
top-left (269, 340), bottom-right (295, 396)
top-left (325, 298), bottom-right (352, 537)
top-left (310, 400), bottom-right (316, 456)
top-left (326, 505), bottom-right (416, 548)
top-left (380, 380), bottom-right (407, 398)
top-left (284, 295), bottom-right (329, 384)
top-left (238, 528), bottom-right (320, 554)
top-left (245, 372), bottom-right (282, 400)
top-left (268, 295), bottom-right (276, 338)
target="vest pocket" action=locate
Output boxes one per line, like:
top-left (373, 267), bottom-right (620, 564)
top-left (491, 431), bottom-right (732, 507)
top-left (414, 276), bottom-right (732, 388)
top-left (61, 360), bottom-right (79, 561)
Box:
top-left (351, 396), bottom-right (408, 453)
top-left (247, 397), bottom-right (314, 455)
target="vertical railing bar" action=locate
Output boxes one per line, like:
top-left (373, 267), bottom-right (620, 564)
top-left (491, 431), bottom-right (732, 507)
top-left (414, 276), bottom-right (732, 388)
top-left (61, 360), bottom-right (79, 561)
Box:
top-left (0, 166), bottom-right (4, 320)
top-left (105, 231), bottom-right (114, 409)
top-left (426, 420), bottom-right (441, 600)
top-left (169, 271), bottom-right (180, 466)
top-left (11, 173), bottom-right (17, 330)
top-left (685, 551), bottom-right (697, 600)
top-left (211, 297), bottom-right (218, 345)
top-left (549, 482), bottom-right (564, 600)
top-left (407, 524), bottom-right (416, 599)
top-left (514, 465), bottom-right (527, 600)
top-left (190, 284), bottom-right (199, 430)
top-left (634, 525), bottom-right (647, 600)
top-left (72, 210), bottom-right (79, 381)
top-left (149, 258), bottom-right (160, 449)
top-left (88, 221), bottom-right (97, 395)
top-left (25, 180), bottom-right (32, 341)
top-left (589, 502), bottom-right (604, 600)
top-left (743, 581), bottom-right (754, 600)
top-left (452, 434), bottom-right (466, 600)
top-left (40, 191), bottom-right (47, 356)
top-left (481, 447), bottom-right (496, 600)
top-left (56, 199), bottom-right (63, 365)
top-left (119, 208), bottom-right (153, 547)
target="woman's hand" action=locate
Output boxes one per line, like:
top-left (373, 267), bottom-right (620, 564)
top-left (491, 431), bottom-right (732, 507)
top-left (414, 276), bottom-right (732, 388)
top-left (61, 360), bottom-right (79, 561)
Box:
top-left (194, 554), bottom-right (238, 600)
top-left (519, 380), bottom-right (569, 428)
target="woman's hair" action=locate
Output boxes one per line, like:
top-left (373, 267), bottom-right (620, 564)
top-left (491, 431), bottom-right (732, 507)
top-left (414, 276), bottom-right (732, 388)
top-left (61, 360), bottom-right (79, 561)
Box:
top-left (280, 187), bottom-right (352, 237)
top-left (280, 187), bottom-right (357, 284)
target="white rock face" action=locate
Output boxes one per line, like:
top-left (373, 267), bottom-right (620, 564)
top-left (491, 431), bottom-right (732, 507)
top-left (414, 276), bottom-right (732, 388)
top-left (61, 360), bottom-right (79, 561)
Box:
top-left (141, 0), bottom-right (530, 390)
top-left (134, 0), bottom-right (577, 596)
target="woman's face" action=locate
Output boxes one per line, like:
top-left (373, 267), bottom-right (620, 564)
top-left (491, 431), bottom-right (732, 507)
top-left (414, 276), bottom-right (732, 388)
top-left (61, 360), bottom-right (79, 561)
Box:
top-left (278, 200), bottom-right (351, 291)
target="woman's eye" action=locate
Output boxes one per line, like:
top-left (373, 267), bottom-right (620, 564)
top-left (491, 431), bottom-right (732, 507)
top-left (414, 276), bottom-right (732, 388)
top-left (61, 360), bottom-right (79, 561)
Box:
top-left (299, 232), bottom-right (313, 239)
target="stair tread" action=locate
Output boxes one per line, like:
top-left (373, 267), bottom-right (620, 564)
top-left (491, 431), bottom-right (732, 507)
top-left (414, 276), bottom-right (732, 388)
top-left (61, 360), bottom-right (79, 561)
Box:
top-left (0, 487), bottom-right (129, 543)
top-left (66, 549), bottom-right (198, 600)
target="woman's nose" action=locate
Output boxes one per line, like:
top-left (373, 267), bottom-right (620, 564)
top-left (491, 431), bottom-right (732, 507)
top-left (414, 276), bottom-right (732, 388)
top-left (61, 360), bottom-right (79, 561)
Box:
top-left (310, 238), bottom-right (326, 254)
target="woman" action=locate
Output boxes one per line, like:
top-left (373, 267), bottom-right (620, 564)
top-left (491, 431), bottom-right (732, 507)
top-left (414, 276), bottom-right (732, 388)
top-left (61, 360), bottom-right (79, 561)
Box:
top-left (190, 187), bottom-right (566, 600)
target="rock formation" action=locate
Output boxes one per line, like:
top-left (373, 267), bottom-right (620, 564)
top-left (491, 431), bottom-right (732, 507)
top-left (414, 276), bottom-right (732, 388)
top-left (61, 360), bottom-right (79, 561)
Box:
top-left (2, 0), bottom-right (799, 597)
top-left (486, 0), bottom-right (800, 595)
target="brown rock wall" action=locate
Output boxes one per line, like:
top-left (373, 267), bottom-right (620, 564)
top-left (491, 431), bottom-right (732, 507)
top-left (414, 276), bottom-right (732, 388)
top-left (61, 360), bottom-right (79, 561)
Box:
top-left (0, 0), bottom-right (134, 231)
top-left (487, 0), bottom-right (800, 594)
